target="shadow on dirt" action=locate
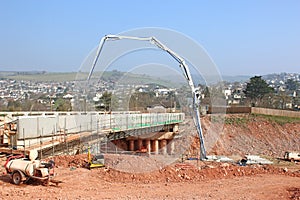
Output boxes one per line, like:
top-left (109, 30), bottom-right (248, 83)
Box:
top-left (0, 174), bottom-right (12, 184)
top-left (0, 174), bottom-right (61, 187)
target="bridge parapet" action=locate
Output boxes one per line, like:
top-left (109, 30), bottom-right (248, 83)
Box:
top-left (0, 112), bottom-right (185, 151)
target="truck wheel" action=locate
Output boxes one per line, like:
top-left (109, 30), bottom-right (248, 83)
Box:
top-left (12, 171), bottom-right (22, 185)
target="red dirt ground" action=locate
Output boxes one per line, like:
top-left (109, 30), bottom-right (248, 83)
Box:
top-left (1, 154), bottom-right (300, 200)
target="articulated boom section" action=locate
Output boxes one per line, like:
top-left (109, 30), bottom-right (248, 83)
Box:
top-left (88, 34), bottom-right (207, 159)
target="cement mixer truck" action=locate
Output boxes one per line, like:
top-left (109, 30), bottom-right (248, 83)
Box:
top-left (4, 150), bottom-right (55, 185)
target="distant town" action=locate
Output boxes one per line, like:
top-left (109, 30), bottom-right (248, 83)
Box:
top-left (0, 71), bottom-right (299, 112)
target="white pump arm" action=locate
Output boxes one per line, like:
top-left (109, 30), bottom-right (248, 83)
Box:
top-left (87, 34), bottom-right (207, 159)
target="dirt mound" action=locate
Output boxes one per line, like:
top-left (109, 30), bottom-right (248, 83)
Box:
top-left (45, 154), bottom-right (88, 168)
top-left (98, 161), bottom-right (300, 183)
top-left (47, 153), bottom-right (300, 183)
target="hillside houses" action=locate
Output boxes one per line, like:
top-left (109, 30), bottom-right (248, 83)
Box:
top-left (0, 72), bottom-right (299, 111)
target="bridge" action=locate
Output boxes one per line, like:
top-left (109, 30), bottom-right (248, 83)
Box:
top-left (0, 111), bottom-right (186, 158)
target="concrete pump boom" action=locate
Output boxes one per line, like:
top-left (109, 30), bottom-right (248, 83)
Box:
top-left (87, 34), bottom-right (207, 159)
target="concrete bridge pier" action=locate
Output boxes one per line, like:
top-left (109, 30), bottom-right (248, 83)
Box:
top-left (152, 140), bottom-right (159, 154)
top-left (166, 140), bottom-right (174, 155)
top-left (145, 139), bottom-right (151, 154)
top-left (137, 139), bottom-right (143, 150)
top-left (160, 139), bottom-right (167, 155)
top-left (129, 140), bottom-right (134, 151)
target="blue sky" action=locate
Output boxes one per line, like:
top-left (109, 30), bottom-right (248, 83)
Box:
top-left (0, 0), bottom-right (299, 76)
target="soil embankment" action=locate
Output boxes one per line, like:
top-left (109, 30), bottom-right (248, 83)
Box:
top-left (189, 114), bottom-right (300, 158)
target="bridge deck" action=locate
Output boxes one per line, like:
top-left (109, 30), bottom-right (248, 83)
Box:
top-left (0, 112), bottom-right (185, 156)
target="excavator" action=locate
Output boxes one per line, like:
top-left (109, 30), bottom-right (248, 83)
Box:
top-left (87, 147), bottom-right (105, 169)
top-left (87, 34), bottom-right (207, 160)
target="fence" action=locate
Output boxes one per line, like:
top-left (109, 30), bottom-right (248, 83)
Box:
top-left (207, 106), bottom-right (251, 114)
top-left (206, 106), bottom-right (300, 118)
top-left (251, 107), bottom-right (300, 118)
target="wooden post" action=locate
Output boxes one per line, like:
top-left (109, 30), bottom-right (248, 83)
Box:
top-left (40, 129), bottom-right (43, 160)
top-left (23, 128), bottom-right (25, 156)
top-left (52, 127), bottom-right (55, 157)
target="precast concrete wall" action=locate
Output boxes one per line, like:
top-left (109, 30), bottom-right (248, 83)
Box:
top-left (18, 116), bottom-right (58, 139)
top-left (17, 114), bottom-right (102, 139)
top-left (16, 113), bottom-right (185, 140)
